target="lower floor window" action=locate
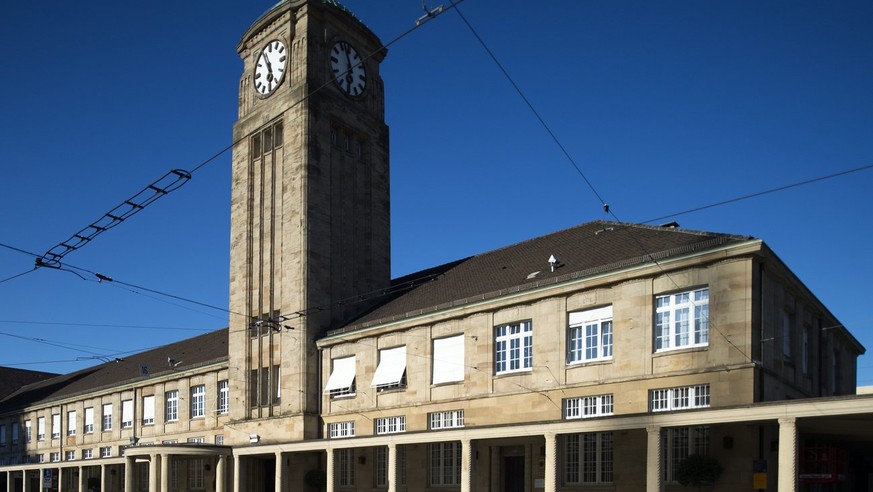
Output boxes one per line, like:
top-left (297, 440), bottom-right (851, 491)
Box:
top-left (663, 426), bottom-right (710, 483)
top-left (337, 449), bottom-right (355, 487)
top-left (429, 442), bottom-right (461, 486)
top-left (188, 458), bottom-right (205, 490)
top-left (564, 432), bottom-right (613, 484)
top-left (374, 445), bottom-right (407, 488)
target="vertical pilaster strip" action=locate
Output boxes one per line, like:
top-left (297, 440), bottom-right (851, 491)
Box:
top-left (22, 470), bottom-right (30, 492)
top-left (125, 456), bottom-right (135, 492)
top-left (778, 417), bottom-right (797, 492)
top-left (460, 439), bottom-right (473, 492)
top-left (58, 467), bottom-right (63, 492)
top-left (387, 444), bottom-right (397, 492)
top-left (6, 471), bottom-right (12, 492)
top-left (78, 465), bottom-right (85, 492)
top-left (326, 449), bottom-right (335, 492)
top-left (100, 464), bottom-right (106, 492)
top-left (38, 467), bottom-right (43, 492)
top-left (544, 433), bottom-right (557, 492)
top-left (216, 455), bottom-right (227, 492)
top-left (646, 426), bottom-right (662, 492)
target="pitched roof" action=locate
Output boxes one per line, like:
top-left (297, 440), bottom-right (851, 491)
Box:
top-left (0, 368), bottom-right (58, 401)
top-left (0, 328), bottom-right (228, 412)
top-left (333, 221), bottom-right (753, 333)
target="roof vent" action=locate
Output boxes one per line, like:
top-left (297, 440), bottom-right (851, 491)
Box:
top-left (526, 271), bottom-right (541, 280)
top-left (548, 254), bottom-right (559, 272)
top-left (659, 221), bottom-right (680, 229)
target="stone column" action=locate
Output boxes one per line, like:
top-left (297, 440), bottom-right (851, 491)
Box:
top-left (326, 450), bottom-right (335, 492)
top-left (161, 455), bottom-right (171, 492)
top-left (58, 467), bottom-right (64, 492)
top-left (387, 444), bottom-right (397, 492)
top-left (232, 455), bottom-right (242, 492)
top-left (275, 452), bottom-right (286, 492)
top-left (646, 426), bottom-right (662, 492)
top-left (22, 470), bottom-right (30, 492)
top-left (149, 454), bottom-right (160, 492)
top-left (6, 471), bottom-right (12, 492)
top-left (100, 464), bottom-right (106, 492)
top-left (460, 439), bottom-right (473, 492)
top-left (124, 456), bottom-right (135, 492)
top-left (778, 418), bottom-right (797, 492)
top-left (37, 468), bottom-right (43, 492)
top-left (544, 433), bottom-right (558, 492)
top-left (216, 456), bottom-right (227, 492)
top-left (78, 465), bottom-right (85, 492)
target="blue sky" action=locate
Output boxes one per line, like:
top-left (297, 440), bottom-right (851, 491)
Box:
top-left (1, 1), bottom-right (872, 384)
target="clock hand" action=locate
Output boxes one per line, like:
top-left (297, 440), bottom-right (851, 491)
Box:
top-left (263, 53), bottom-right (274, 80)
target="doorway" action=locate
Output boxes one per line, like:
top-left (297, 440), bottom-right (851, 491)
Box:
top-left (503, 456), bottom-right (525, 492)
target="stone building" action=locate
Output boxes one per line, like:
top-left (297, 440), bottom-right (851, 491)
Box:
top-left (1, 1), bottom-right (872, 491)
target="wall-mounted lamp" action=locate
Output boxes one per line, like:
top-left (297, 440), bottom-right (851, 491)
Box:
top-left (249, 434), bottom-right (260, 444)
top-left (129, 436), bottom-right (139, 445)
top-left (358, 456), bottom-right (366, 465)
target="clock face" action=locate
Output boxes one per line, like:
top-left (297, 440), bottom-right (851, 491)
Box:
top-left (330, 41), bottom-right (367, 96)
top-left (254, 40), bottom-right (288, 96)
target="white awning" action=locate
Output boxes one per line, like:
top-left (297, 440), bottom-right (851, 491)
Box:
top-left (432, 335), bottom-right (465, 385)
top-left (324, 356), bottom-right (356, 393)
top-left (569, 305), bottom-right (613, 326)
top-left (370, 346), bottom-right (407, 388)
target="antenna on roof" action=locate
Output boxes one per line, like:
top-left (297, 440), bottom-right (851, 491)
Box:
top-left (548, 255), bottom-right (559, 272)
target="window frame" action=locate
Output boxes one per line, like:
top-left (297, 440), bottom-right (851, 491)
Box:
top-left (563, 394), bottom-right (614, 419)
top-left (374, 416), bottom-right (406, 435)
top-left (650, 384), bottom-right (710, 412)
top-left (564, 432), bottom-right (614, 485)
top-left (494, 320), bottom-right (533, 375)
top-left (165, 390), bottom-right (179, 422)
top-left (101, 404), bottom-right (112, 432)
top-left (568, 306), bottom-right (614, 364)
top-left (663, 426), bottom-right (710, 483)
top-left (654, 288), bottom-right (709, 352)
top-left (328, 421), bottom-right (356, 439)
top-left (190, 385), bottom-right (206, 419)
top-left (218, 380), bottom-right (230, 414)
top-left (428, 410), bottom-right (465, 430)
top-left (429, 442), bottom-right (461, 487)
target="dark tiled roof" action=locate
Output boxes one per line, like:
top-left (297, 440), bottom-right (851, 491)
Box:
top-left (0, 329), bottom-right (228, 412)
top-left (0, 368), bottom-right (58, 401)
top-left (335, 221), bottom-right (753, 333)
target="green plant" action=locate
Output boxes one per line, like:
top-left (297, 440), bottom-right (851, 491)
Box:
top-left (676, 454), bottom-right (723, 488)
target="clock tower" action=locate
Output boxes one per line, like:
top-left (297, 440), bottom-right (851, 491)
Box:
top-left (227, 0), bottom-right (390, 440)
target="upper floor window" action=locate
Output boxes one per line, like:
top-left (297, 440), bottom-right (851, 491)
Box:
top-left (651, 384), bottom-right (710, 412)
top-left (325, 356), bottom-right (356, 398)
top-left (51, 414), bottom-right (61, 439)
top-left (190, 385), bottom-right (206, 418)
top-left (568, 306), bottom-right (613, 364)
top-left (25, 420), bottom-right (32, 442)
top-left (142, 395), bottom-right (155, 425)
top-left (218, 380), bottom-right (230, 414)
top-left (37, 417), bottom-right (45, 441)
top-left (432, 335), bottom-right (465, 385)
top-left (122, 400), bottom-right (134, 428)
top-left (84, 408), bottom-right (94, 433)
top-left (11, 422), bottom-right (19, 445)
top-left (782, 311), bottom-right (794, 362)
top-left (495, 321), bottom-right (533, 374)
top-left (655, 288), bottom-right (709, 352)
top-left (0, 425), bottom-right (6, 447)
top-left (166, 390), bottom-right (179, 422)
top-left (564, 394), bottom-right (614, 419)
top-left (371, 346), bottom-right (407, 392)
top-left (100, 446), bottom-right (112, 458)
top-left (101, 404), bottom-right (113, 431)
top-left (67, 411), bottom-right (77, 436)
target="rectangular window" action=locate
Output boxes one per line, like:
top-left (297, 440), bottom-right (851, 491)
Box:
top-left (564, 432), bottom-right (614, 484)
top-left (651, 384), bottom-right (710, 412)
top-left (37, 417), bottom-right (45, 440)
top-left (494, 321), bottom-right (533, 374)
top-left (100, 447), bottom-right (112, 458)
top-left (191, 385), bottom-right (206, 418)
top-left (783, 311), bottom-right (794, 362)
top-left (802, 326), bottom-right (810, 375)
top-left (188, 458), bottom-right (205, 490)
top-left (11, 422), bottom-right (19, 445)
top-left (84, 408), bottom-right (94, 433)
top-left (165, 390), bottom-right (179, 422)
top-left (83, 449), bottom-right (93, 460)
top-left (655, 288), bottom-right (709, 351)
top-left (568, 306), bottom-right (613, 363)
top-left (0, 425), bottom-right (6, 446)
top-left (102, 404), bottom-right (112, 431)
top-left (432, 335), bottom-right (465, 384)
top-left (375, 416), bottom-right (406, 435)
top-left (375, 446), bottom-right (388, 488)
top-left (122, 400), bottom-right (133, 428)
top-left (325, 356), bottom-right (356, 398)
top-left (65, 450), bottom-right (75, 461)
top-left (564, 394), bottom-right (614, 419)
top-left (218, 380), bottom-right (230, 414)
top-left (187, 437), bottom-right (205, 444)
top-left (51, 414), bottom-right (61, 438)
top-left (25, 420), bottom-right (32, 442)
top-left (328, 421), bottom-right (356, 439)
top-left (142, 395), bottom-right (155, 425)
top-left (337, 449), bottom-right (355, 487)
top-left (67, 411), bottom-right (77, 436)
top-left (214, 435), bottom-right (224, 445)
top-left (429, 442), bottom-right (461, 486)
top-left (50, 452), bottom-right (60, 463)
top-left (663, 427), bottom-right (710, 483)
top-left (429, 410), bottom-right (465, 430)
top-left (371, 346), bottom-right (408, 392)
